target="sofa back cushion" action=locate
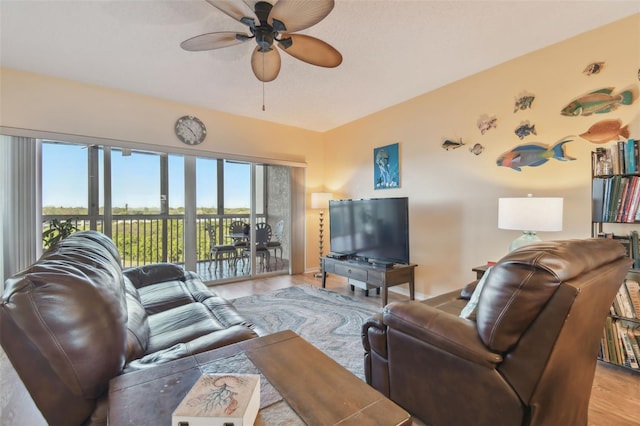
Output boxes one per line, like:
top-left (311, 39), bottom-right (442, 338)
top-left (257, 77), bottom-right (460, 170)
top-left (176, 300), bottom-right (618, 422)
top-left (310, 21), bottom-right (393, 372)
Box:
top-left (0, 231), bottom-right (128, 425)
top-left (476, 238), bottom-right (627, 353)
top-left (123, 276), bottom-right (150, 362)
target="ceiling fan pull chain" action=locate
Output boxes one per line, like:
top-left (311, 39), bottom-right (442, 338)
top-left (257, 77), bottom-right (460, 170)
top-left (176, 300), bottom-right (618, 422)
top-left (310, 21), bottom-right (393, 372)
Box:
top-left (262, 53), bottom-right (266, 111)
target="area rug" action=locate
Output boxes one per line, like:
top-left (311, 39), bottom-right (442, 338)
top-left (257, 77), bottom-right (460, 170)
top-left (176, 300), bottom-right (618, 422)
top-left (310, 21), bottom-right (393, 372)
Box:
top-left (232, 284), bottom-right (382, 381)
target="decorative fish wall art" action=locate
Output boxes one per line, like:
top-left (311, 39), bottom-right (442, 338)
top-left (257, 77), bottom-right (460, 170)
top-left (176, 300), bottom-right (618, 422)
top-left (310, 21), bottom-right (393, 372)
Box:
top-left (561, 87), bottom-right (634, 116)
top-left (477, 116), bottom-right (498, 135)
top-left (496, 139), bottom-right (575, 172)
top-left (579, 119), bottom-right (630, 144)
top-left (514, 122), bottom-right (537, 140)
top-left (441, 138), bottom-right (465, 150)
top-left (583, 62), bottom-right (605, 76)
top-left (513, 95), bottom-right (535, 113)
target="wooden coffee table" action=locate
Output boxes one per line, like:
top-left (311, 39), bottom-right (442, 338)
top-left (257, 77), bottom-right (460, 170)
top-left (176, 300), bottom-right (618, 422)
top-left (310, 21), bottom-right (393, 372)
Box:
top-left (109, 330), bottom-right (412, 425)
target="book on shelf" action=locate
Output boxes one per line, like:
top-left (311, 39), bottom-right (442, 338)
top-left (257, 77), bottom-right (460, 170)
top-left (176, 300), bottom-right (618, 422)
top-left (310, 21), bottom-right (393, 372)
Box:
top-left (616, 321), bottom-right (640, 369)
top-left (615, 177), bottom-right (630, 222)
top-left (626, 138), bottom-right (637, 175)
top-left (615, 282), bottom-right (636, 319)
top-left (623, 176), bottom-right (640, 222)
top-left (609, 176), bottom-right (622, 222)
top-left (593, 139), bottom-right (639, 176)
top-left (603, 317), bottom-right (619, 364)
top-left (600, 309), bottom-right (640, 369)
top-left (597, 175), bottom-right (640, 224)
top-left (592, 178), bottom-right (606, 221)
top-left (596, 233), bottom-right (640, 269)
top-left (172, 374), bottom-right (260, 426)
top-left (624, 278), bottom-right (640, 317)
top-left (617, 141), bottom-right (627, 175)
top-left (631, 328), bottom-right (640, 361)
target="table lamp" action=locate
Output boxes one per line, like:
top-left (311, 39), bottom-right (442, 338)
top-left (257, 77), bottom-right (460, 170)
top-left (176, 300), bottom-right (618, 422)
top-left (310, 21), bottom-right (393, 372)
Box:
top-left (498, 194), bottom-right (563, 252)
top-left (311, 192), bottom-right (332, 277)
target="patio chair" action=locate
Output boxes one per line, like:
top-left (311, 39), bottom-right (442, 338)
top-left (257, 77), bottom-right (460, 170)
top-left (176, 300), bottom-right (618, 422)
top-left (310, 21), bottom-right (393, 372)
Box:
top-left (242, 222), bottom-right (272, 272)
top-left (205, 223), bottom-right (237, 273)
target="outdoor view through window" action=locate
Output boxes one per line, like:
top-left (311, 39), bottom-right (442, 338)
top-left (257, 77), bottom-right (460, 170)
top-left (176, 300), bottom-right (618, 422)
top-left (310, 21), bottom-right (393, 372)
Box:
top-left (42, 141), bottom-right (253, 268)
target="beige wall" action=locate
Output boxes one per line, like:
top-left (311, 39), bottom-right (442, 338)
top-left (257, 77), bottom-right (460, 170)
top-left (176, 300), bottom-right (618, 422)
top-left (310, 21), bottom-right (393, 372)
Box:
top-left (0, 67), bottom-right (327, 272)
top-left (1, 14), bottom-right (639, 292)
top-left (324, 14), bottom-right (640, 297)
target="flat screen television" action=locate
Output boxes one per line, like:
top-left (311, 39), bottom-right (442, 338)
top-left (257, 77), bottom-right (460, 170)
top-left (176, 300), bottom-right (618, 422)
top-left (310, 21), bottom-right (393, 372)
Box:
top-left (328, 197), bottom-right (410, 266)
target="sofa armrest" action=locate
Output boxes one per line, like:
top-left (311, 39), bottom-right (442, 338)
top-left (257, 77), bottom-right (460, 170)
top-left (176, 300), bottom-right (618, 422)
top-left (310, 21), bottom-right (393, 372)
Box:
top-left (362, 313), bottom-right (386, 358)
top-left (383, 302), bottom-right (502, 368)
top-left (124, 264), bottom-right (186, 288)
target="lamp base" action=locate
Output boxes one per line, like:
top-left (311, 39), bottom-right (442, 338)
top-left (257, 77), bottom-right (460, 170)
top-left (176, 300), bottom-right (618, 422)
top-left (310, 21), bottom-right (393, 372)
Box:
top-left (509, 231), bottom-right (542, 252)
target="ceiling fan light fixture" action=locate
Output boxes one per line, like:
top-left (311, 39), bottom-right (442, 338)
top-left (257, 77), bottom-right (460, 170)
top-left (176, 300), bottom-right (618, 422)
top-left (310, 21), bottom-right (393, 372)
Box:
top-left (183, 0), bottom-right (341, 83)
top-left (255, 30), bottom-right (274, 51)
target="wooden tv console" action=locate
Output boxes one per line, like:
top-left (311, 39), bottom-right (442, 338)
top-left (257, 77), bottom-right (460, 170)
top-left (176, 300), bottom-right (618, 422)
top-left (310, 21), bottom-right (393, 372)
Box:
top-left (321, 257), bottom-right (416, 306)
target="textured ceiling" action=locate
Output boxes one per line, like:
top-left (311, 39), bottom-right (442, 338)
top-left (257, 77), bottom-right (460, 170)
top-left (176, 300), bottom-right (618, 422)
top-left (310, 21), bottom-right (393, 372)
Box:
top-left (1, 1), bottom-right (639, 132)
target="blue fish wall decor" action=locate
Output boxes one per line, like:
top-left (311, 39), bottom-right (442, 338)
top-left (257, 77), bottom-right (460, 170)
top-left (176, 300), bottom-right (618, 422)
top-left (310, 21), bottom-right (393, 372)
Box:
top-left (496, 139), bottom-right (575, 172)
top-left (514, 123), bottom-right (537, 140)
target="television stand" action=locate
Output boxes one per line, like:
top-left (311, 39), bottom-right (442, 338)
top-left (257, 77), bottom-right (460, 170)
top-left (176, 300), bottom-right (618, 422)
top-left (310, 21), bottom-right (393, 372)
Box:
top-left (321, 257), bottom-right (416, 306)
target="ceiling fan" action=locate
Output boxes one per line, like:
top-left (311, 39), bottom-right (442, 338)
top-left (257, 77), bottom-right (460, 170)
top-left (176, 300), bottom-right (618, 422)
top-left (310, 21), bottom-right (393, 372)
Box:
top-left (181, 0), bottom-right (343, 82)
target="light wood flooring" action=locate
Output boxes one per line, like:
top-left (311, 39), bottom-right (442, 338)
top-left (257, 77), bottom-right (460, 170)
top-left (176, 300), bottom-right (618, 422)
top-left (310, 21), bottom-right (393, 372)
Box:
top-left (211, 272), bottom-right (640, 426)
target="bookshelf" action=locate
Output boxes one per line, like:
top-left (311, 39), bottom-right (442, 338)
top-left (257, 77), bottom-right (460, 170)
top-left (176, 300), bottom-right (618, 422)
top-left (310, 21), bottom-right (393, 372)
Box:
top-left (591, 144), bottom-right (640, 374)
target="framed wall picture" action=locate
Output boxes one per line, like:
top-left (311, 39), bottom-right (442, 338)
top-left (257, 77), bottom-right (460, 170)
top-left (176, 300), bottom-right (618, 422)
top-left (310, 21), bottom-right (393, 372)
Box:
top-left (374, 143), bottom-right (400, 190)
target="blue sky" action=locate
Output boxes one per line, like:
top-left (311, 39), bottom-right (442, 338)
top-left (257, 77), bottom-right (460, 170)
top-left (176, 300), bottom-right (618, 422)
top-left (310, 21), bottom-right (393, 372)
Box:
top-left (42, 143), bottom-right (250, 209)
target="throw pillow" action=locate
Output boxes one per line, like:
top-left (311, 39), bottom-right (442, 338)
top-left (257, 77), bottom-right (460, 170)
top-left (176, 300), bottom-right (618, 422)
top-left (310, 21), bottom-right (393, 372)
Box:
top-left (459, 266), bottom-right (493, 320)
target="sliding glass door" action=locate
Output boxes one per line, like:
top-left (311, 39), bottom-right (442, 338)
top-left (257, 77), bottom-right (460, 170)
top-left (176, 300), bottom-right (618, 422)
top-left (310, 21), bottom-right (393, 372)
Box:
top-left (39, 139), bottom-right (292, 283)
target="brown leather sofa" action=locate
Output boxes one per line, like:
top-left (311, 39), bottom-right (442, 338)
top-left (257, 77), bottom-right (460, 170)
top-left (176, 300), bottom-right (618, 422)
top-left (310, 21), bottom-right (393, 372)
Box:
top-left (362, 238), bottom-right (631, 426)
top-left (1, 231), bottom-right (263, 425)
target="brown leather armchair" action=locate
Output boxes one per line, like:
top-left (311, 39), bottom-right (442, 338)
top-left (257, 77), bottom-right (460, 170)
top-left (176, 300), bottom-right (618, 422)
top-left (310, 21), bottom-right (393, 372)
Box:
top-left (362, 239), bottom-right (631, 426)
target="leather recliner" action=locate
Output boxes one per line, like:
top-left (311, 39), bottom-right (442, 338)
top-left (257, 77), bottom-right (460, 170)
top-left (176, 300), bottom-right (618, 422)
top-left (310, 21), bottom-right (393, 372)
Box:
top-left (362, 238), bottom-right (631, 426)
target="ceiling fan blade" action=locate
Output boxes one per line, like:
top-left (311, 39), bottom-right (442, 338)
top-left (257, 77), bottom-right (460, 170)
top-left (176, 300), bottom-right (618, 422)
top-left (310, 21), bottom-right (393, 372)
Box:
top-left (180, 32), bottom-right (250, 51)
top-left (251, 47), bottom-right (281, 82)
top-left (269, 0), bottom-right (335, 32)
top-left (278, 34), bottom-right (342, 68)
top-left (205, 0), bottom-right (258, 25)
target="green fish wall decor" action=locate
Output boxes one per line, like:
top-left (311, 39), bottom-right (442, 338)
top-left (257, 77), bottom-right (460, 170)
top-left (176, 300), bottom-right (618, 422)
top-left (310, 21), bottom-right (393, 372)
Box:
top-left (514, 95), bottom-right (535, 113)
top-left (561, 87), bottom-right (634, 116)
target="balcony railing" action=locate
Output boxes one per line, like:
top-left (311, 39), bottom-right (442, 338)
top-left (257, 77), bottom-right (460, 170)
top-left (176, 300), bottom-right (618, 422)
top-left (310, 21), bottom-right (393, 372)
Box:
top-left (42, 214), bottom-right (265, 269)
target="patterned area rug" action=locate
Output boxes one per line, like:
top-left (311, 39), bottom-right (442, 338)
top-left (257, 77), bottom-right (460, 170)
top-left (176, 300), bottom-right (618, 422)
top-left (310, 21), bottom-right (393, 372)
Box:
top-left (232, 284), bottom-right (382, 381)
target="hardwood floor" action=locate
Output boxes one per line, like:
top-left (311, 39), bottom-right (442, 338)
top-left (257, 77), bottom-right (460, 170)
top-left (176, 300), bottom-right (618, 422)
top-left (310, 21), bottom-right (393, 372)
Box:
top-left (211, 272), bottom-right (640, 426)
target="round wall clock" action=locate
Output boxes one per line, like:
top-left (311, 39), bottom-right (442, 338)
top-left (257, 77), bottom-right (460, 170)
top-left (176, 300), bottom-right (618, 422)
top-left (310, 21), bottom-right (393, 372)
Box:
top-left (175, 115), bottom-right (207, 145)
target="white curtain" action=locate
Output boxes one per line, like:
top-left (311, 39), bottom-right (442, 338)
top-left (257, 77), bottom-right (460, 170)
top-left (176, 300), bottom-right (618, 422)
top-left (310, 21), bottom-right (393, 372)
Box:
top-left (0, 136), bottom-right (41, 285)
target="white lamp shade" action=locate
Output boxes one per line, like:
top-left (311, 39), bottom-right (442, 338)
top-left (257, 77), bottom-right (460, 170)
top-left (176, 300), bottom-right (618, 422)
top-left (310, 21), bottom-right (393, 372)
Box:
top-left (311, 192), bottom-right (332, 210)
top-left (498, 197), bottom-right (563, 232)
